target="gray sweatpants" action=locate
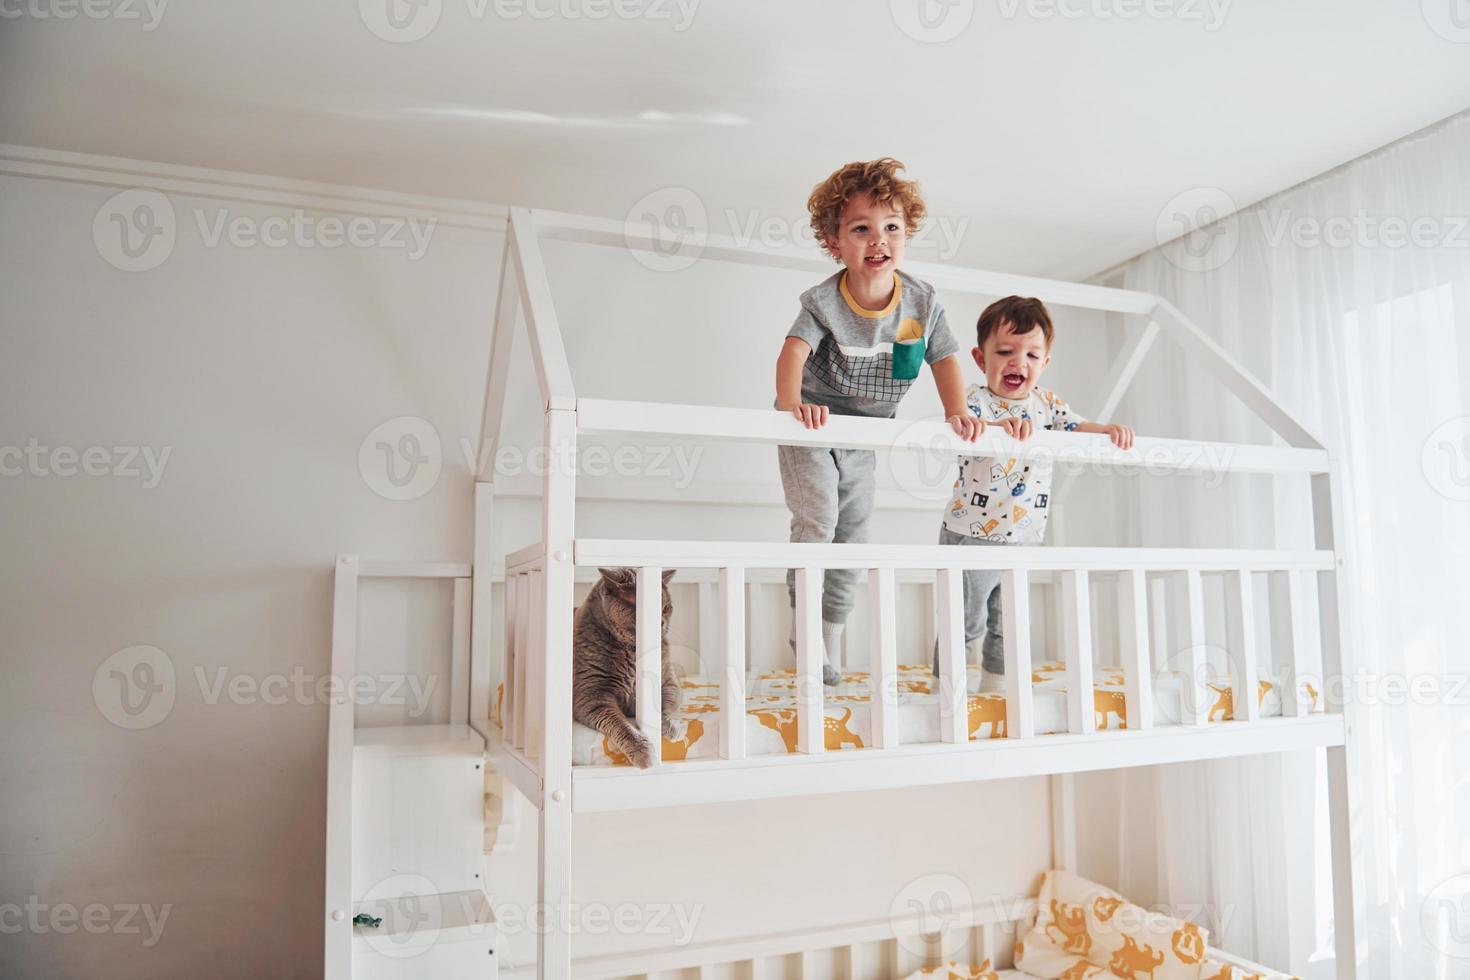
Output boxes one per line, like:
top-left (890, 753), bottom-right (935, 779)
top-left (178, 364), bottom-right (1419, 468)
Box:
top-left (777, 445), bottom-right (876, 624)
top-left (936, 525), bottom-right (1006, 675)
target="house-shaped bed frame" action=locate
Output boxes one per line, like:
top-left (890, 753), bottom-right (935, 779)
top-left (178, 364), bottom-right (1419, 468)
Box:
top-left (325, 207), bottom-right (1363, 979)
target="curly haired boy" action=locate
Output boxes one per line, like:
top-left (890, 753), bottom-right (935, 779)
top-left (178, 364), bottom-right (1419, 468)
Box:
top-left (774, 158), bottom-right (982, 684)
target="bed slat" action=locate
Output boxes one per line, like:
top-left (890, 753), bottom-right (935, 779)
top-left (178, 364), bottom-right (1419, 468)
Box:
top-left (869, 567), bottom-right (899, 750)
top-left (698, 581), bottom-right (719, 674)
top-left (1119, 568), bottom-right (1153, 731)
top-left (1061, 569), bottom-right (1094, 734)
top-left (512, 572), bottom-right (529, 750)
top-left (937, 568), bottom-right (967, 744)
top-left (503, 574), bottom-right (518, 740)
top-left (719, 566), bottom-right (746, 761)
top-left (1181, 568), bottom-right (1209, 726)
top-left (794, 567), bottom-right (823, 754)
top-left (636, 565), bottom-right (664, 765)
top-left (1225, 569), bottom-right (1260, 722)
top-left (1001, 569), bottom-right (1034, 738)
top-left (1284, 569), bottom-right (1316, 717)
top-left (526, 569), bottom-right (546, 760)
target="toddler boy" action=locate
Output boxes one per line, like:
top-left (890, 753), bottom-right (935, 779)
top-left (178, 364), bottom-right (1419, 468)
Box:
top-left (776, 158), bottom-right (983, 684)
top-left (938, 296), bottom-right (1134, 690)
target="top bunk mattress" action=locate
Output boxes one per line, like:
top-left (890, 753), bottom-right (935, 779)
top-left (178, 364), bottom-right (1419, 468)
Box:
top-left (494, 660), bottom-right (1320, 767)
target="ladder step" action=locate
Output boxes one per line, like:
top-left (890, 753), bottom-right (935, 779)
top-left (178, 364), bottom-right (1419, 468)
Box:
top-left (353, 723), bottom-right (484, 756)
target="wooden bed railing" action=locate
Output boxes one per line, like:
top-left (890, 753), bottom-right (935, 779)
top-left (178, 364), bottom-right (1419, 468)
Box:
top-left (492, 889), bottom-right (1289, 980)
top-left (496, 540), bottom-right (1335, 774)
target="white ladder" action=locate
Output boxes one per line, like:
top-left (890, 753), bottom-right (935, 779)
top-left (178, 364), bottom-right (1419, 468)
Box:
top-left (324, 556), bottom-right (501, 979)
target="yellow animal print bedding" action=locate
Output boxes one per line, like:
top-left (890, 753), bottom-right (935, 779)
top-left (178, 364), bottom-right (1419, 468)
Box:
top-left (900, 961), bottom-right (1001, 979)
top-left (490, 661), bottom-right (1319, 767)
top-left (902, 968), bottom-right (1083, 980)
top-left (906, 966), bottom-right (1291, 980)
top-left (1015, 870), bottom-right (1299, 980)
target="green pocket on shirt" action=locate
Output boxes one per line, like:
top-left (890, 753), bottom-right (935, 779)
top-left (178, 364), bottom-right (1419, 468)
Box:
top-left (892, 338), bottom-right (925, 380)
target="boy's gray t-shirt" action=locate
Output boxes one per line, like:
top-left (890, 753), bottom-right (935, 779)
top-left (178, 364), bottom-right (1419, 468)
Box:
top-left (783, 269), bottom-right (960, 419)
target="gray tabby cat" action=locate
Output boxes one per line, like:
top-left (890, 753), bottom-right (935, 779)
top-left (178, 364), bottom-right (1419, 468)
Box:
top-left (572, 567), bottom-right (681, 769)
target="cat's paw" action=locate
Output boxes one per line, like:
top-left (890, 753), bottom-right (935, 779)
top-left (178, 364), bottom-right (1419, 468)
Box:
top-left (661, 717), bottom-right (679, 740)
top-left (822, 664), bottom-right (841, 687)
top-left (626, 740), bottom-right (653, 769)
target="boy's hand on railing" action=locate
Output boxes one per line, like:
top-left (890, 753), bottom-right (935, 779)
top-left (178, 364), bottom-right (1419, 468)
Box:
top-left (995, 416), bottom-right (1033, 441)
top-left (947, 413), bottom-right (985, 442)
top-left (782, 403), bottom-right (829, 429)
top-left (1068, 420), bottom-right (1135, 449)
top-left (1102, 423), bottom-right (1134, 450)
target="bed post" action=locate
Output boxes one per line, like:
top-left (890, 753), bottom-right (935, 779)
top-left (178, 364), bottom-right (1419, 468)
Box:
top-left (538, 407), bottom-right (576, 978)
top-left (1049, 773), bottom-right (1078, 874)
top-left (508, 206), bottom-right (580, 980)
top-left (323, 554), bottom-right (358, 980)
top-left (1313, 462), bottom-right (1363, 979)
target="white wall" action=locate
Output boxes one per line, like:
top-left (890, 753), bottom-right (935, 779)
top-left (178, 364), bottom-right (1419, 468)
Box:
top-left (0, 172), bottom-right (488, 979)
top-left (1, 166), bottom-right (1134, 978)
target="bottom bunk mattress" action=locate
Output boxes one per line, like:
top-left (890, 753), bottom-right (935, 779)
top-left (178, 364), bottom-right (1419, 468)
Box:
top-left (494, 660), bottom-right (1320, 766)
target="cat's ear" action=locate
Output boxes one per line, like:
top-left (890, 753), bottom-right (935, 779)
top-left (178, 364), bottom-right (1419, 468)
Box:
top-left (598, 567), bottom-right (642, 602)
top-left (661, 569), bottom-right (676, 585)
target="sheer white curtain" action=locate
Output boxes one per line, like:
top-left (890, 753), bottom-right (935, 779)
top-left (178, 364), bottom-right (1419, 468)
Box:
top-left (1104, 111), bottom-right (1470, 978)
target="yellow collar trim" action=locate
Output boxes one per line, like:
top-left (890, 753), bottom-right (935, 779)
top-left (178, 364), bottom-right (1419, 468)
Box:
top-left (838, 271), bottom-right (902, 319)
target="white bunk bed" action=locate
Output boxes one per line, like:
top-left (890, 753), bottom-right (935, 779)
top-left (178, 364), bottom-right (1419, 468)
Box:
top-left (324, 208), bottom-right (1364, 979)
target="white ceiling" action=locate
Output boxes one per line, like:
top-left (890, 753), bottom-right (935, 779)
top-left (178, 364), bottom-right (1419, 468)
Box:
top-left (3, 0), bottom-right (1469, 279)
